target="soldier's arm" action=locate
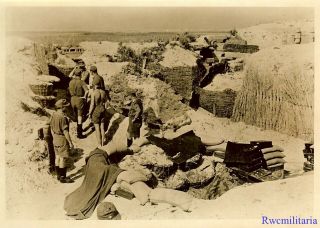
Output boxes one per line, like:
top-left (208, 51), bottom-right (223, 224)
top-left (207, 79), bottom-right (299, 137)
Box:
top-left (82, 81), bottom-right (89, 98)
top-left (62, 117), bottom-right (73, 148)
top-left (63, 130), bottom-right (74, 148)
top-left (68, 67), bottom-right (76, 78)
top-left (88, 92), bottom-right (96, 117)
top-left (81, 71), bottom-right (89, 82)
top-left (133, 103), bottom-right (142, 121)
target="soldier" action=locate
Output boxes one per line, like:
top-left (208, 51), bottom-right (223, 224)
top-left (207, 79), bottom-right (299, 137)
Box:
top-left (69, 68), bottom-right (88, 138)
top-left (88, 80), bottom-right (108, 147)
top-left (127, 92), bottom-right (143, 147)
top-left (89, 65), bottom-right (105, 90)
top-left (78, 60), bottom-right (90, 85)
top-left (50, 99), bottom-right (74, 183)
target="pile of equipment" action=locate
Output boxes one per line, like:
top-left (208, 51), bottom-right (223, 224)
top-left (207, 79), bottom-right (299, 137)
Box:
top-left (303, 142), bottom-right (314, 172)
top-left (220, 140), bottom-right (286, 182)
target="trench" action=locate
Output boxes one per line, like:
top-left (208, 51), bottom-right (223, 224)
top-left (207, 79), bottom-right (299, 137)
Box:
top-left (31, 44), bottom-right (290, 202)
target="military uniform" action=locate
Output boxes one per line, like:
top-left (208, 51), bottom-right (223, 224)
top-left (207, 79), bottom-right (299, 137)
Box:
top-left (127, 98), bottom-right (143, 140)
top-left (92, 74), bottom-right (105, 90)
top-left (69, 78), bottom-right (88, 117)
top-left (81, 70), bottom-right (90, 85)
top-left (50, 110), bottom-right (71, 168)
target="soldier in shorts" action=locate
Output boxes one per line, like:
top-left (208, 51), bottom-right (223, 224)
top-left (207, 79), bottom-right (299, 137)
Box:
top-left (88, 81), bottom-right (108, 147)
top-left (50, 99), bottom-right (74, 183)
top-left (69, 68), bottom-right (88, 138)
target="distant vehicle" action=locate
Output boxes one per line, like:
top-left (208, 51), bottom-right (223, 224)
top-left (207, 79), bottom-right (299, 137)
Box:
top-left (60, 46), bottom-right (84, 58)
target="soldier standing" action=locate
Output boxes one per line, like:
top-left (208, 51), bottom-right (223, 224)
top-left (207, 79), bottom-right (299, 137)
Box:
top-left (50, 99), bottom-right (74, 183)
top-left (69, 68), bottom-right (88, 138)
top-left (127, 92), bottom-right (143, 147)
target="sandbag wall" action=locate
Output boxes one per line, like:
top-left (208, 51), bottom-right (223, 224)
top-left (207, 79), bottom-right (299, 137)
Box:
top-left (232, 44), bottom-right (314, 140)
top-left (158, 66), bottom-right (194, 101)
top-left (199, 89), bottom-right (237, 118)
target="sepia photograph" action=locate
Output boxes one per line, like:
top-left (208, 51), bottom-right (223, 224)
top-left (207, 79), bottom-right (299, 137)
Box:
top-left (2, 1), bottom-right (317, 226)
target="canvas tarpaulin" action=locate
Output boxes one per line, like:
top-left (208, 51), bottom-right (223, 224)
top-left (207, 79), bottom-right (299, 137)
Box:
top-left (64, 148), bottom-right (123, 219)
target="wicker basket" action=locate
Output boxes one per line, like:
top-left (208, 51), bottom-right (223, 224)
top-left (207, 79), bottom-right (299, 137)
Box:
top-left (31, 95), bottom-right (56, 108)
top-left (29, 83), bottom-right (54, 96)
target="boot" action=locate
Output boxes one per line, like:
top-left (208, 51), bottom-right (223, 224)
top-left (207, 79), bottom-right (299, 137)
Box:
top-left (59, 168), bottom-right (74, 183)
top-left (77, 124), bottom-right (85, 139)
top-left (56, 166), bottom-right (61, 181)
top-left (48, 166), bottom-right (56, 176)
top-left (127, 138), bottom-right (133, 147)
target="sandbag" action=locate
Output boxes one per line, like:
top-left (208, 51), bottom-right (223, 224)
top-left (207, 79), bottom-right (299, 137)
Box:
top-left (118, 181), bottom-right (133, 193)
top-left (132, 137), bottom-right (150, 147)
top-left (213, 150), bottom-right (225, 159)
top-left (261, 145), bottom-right (284, 154)
top-left (213, 157), bottom-right (224, 163)
top-left (120, 181), bottom-right (151, 205)
top-left (129, 144), bottom-right (141, 153)
top-left (263, 151), bottom-right (285, 161)
top-left (206, 143), bottom-right (226, 152)
top-left (110, 183), bottom-right (120, 194)
top-left (266, 158), bottom-right (286, 166)
top-left (116, 170), bottom-right (149, 184)
top-left (149, 188), bottom-right (193, 212)
top-left (201, 138), bottom-right (225, 146)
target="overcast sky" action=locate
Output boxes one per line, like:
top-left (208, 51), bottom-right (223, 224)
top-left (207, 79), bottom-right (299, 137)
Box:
top-left (5, 7), bottom-right (313, 32)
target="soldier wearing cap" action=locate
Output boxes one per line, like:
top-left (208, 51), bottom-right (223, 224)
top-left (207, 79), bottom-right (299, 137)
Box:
top-left (49, 99), bottom-right (74, 183)
top-left (69, 60), bottom-right (90, 82)
top-left (69, 68), bottom-right (88, 138)
top-left (77, 60), bottom-right (90, 83)
top-left (127, 91), bottom-right (143, 147)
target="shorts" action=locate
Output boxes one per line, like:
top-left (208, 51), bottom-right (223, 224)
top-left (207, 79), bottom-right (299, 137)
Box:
top-left (71, 96), bottom-right (85, 116)
top-left (53, 134), bottom-right (71, 168)
top-left (128, 118), bottom-right (142, 139)
top-left (55, 155), bottom-right (73, 168)
top-left (92, 104), bottom-right (105, 124)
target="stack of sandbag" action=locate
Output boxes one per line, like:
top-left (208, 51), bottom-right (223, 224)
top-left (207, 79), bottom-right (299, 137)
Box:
top-left (205, 142), bottom-right (227, 163)
top-left (303, 142), bottom-right (314, 172)
top-left (29, 75), bottom-right (60, 108)
top-left (260, 145), bottom-right (286, 171)
top-left (110, 170), bottom-right (153, 206)
top-left (206, 141), bottom-right (286, 172)
top-left (110, 170), bottom-right (194, 212)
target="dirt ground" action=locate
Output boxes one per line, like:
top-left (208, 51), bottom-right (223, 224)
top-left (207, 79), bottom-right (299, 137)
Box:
top-left (4, 19), bottom-right (315, 220)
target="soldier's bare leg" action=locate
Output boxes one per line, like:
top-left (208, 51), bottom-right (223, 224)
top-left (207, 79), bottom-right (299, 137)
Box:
top-left (100, 119), bottom-right (105, 146)
top-left (94, 123), bottom-right (102, 147)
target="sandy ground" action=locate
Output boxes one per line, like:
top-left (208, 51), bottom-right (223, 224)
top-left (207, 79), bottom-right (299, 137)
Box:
top-left (203, 72), bottom-right (245, 92)
top-left (5, 110), bottom-right (314, 220)
top-left (4, 21), bottom-right (315, 220)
